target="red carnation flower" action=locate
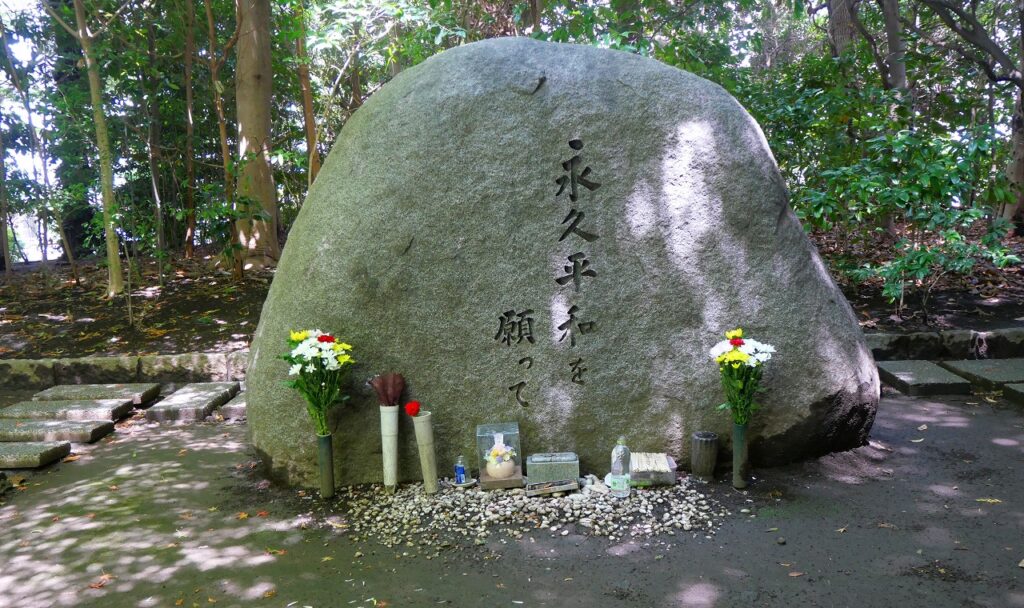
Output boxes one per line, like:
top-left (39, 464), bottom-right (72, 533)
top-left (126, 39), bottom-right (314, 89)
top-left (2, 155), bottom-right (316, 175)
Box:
top-left (730, 338), bottom-right (745, 347)
top-left (318, 335), bottom-right (336, 343)
top-left (404, 401), bottom-right (421, 417)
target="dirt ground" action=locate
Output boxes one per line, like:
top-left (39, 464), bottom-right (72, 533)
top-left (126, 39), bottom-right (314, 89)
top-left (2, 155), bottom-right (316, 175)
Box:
top-left (0, 388), bottom-right (1021, 608)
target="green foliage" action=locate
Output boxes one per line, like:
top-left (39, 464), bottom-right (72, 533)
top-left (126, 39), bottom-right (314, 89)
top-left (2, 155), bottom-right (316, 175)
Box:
top-left (0, 0), bottom-right (1017, 321)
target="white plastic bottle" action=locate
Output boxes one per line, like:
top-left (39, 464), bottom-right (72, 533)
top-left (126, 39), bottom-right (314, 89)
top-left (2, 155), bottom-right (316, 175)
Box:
top-left (609, 436), bottom-right (631, 498)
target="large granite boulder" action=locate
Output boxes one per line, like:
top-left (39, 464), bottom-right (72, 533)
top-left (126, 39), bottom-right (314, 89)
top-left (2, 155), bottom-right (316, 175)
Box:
top-left (248, 37), bottom-right (879, 487)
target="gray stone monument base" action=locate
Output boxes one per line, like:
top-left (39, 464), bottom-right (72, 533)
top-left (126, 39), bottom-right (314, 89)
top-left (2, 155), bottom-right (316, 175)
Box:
top-left (876, 361), bottom-right (972, 396)
top-left (146, 382), bottom-right (240, 422)
top-left (0, 399), bottom-right (135, 421)
top-left (0, 419), bottom-right (115, 443)
top-left (0, 442), bottom-right (71, 469)
top-left (938, 359), bottom-right (1024, 389)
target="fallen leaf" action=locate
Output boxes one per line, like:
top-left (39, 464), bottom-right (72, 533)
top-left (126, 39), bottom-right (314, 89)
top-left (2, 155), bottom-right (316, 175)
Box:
top-left (108, 485), bottom-right (119, 492)
top-left (256, 510), bottom-right (269, 517)
top-left (174, 600), bottom-right (184, 607)
top-left (765, 527), bottom-right (779, 532)
top-left (88, 573), bottom-right (115, 589)
top-left (788, 572), bottom-right (804, 577)
top-left (836, 526), bottom-right (848, 533)
top-left (1018, 559), bottom-right (1023, 568)
top-left (878, 522), bottom-right (898, 529)
top-left (178, 449), bottom-right (188, 457)
top-left (207, 598), bottom-right (216, 604)
top-left (62, 454), bottom-right (81, 463)
top-left (910, 438), bottom-right (924, 443)
top-left (975, 498), bottom-right (1003, 504)
top-left (917, 424), bottom-right (928, 431)
top-left (265, 548), bottom-right (287, 556)
top-left (321, 556), bottom-right (333, 562)
top-left (262, 590), bottom-right (277, 599)
top-left (778, 562), bottom-right (792, 567)
top-left (207, 507), bottom-right (218, 512)
top-left (236, 512), bottom-right (249, 520)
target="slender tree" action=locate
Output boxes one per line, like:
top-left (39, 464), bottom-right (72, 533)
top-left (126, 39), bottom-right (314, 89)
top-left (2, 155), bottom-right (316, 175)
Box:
top-left (183, 0), bottom-right (198, 257)
top-left (916, 0), bottom-right (1023, 229)
top-left (0, 125), bottom-right (11, 278)
top-left (42, 0), bottom-right (127, 296)
top-left (235, 0), bottom-right (280, 268)
top-left (202, 0), bottom-right (242, 264)
top-left (294, 1), bottom-right (320, 186)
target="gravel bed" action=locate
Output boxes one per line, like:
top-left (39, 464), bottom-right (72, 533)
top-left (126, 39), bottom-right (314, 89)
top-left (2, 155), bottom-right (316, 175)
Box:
top-left (325, 477), bottom-right (727, 551)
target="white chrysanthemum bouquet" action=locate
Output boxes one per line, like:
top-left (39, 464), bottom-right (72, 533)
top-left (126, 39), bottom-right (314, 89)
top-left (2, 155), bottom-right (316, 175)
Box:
top-left (280, 330), bottom-right (355, 436)
top-left (709, 328), bottom-right (775, 425)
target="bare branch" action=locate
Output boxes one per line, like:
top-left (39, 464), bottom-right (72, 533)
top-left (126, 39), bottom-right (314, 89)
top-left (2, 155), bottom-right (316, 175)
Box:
top-left (917, 0), bottom-right (1022, 87)
top-left (220, 0), bottom-right (243, 62)
top-left (39, 1), bottom-right (79, 39)
top-left (850, 0), bottom-right (891, 88)
top-left (94, 0), bottom-right (145, 39)
top-left (904, 12), bottom-right (1021, 87)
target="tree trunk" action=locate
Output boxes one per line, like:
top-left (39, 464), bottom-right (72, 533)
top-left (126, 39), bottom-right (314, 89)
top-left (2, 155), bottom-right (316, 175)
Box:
top-left (184, 0), bottom-right (197, 257)
top-left (1002, 90), bottom-right (1024, 228)
top-left (73, 0), bottom-right (124, 296)
top-left (829, 0), bottom-right (858, 55)
top-left (146, 22), bottom-right (166, 261)
top-left (0, 127), bottom-right (11, 278)
top-left (878, 0), bottom-right (907, 91)
top-left (204, 0), bottom-right (238, 267)
top-left (295, 2), bottom-right (320, 186)
top-left (235, 0), bottom-right (280, 267)
top-left (530, 0), bottom-right (543, 32)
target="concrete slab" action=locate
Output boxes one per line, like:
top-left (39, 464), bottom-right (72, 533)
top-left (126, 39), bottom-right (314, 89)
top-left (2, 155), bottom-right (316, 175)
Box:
top-left (32, 383), bottom-right (161, 406)
top-left (0, 441), bottom-right (70, 468)
top-left (146, 382), bottom-right (239, 422)
top-left (938, 358), bottom-right (1024, 389)
top-left (876, 360), bottom-right (973, 396)
top-left (218, 392), bottom-right (246, 420)
top-left (0, 398), bottom-right (134, 421)
top-left (0, 419), bottom-right (114, 443)
top-left (53, 356), bottom-right (139, 384)
top-left (1004, 384), bottom-right (1024, 406)
top-left (0, 359), bottom-right (56, 389)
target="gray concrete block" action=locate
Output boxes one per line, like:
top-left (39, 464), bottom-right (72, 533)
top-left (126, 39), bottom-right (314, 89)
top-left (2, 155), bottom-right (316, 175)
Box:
top-left (218, 392), bottom-right (246, 419)
top-left (33, 383), bottom-right (160, 406)
top-left (0, 399), bottom-right (134, 421)
top-left (0, 419), bottom-right (114, 443)
top-left (0, 442), bottom-right (71, 468)
top-left (938, 359), bottom-right (1024, 389)
top-left (224, 351), bottom-right (249, 381)
top-left (138, 353), bottom-right (228, 383)
top-left (53, 356), bottom-right (140, 384)
top-left (1004, 383), bottom-right (1024, 406)
top-left (876, 360), bottom-right (973, 396)
top-left (146, 382), bottom-right (240, 422)
top-left (0, 359), bottom-right (56, 389)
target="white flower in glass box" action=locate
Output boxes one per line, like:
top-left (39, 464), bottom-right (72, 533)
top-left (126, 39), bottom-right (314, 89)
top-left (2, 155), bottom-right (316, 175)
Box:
top-left (485, 434), bottom-right (518, 480)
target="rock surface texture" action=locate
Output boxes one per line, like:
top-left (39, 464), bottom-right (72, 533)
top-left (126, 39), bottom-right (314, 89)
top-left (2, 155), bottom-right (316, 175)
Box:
top-left (247, 38), bottom-right (879, 487)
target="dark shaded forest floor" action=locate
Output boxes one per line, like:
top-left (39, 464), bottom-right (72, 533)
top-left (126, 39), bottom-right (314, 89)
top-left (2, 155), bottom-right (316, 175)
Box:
top-left (0, 228), bottom-right (1022, 359)
top-left (0, 257), bottom-right (271, 358)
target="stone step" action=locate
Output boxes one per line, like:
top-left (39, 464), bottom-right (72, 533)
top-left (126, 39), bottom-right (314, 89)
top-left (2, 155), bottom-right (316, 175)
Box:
top-left (33, 383), bottom-right (161, 406)
top-left (146, 382), bottom-right (240, 422)
top-left (0, 399), bottom-right (135, 421)
top-left (937, 359), bottom-right (1024, 389)
top-left (219, 392), bottom-right (246, 420)
top-left (876, 360), bottom-right (973, 396)
top-left (0, 441), bottom-right (71, 469)
top-left (0, 419), bottom-right (115, 443)
top-left (1005, 384), bottom-right (1024, 406)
